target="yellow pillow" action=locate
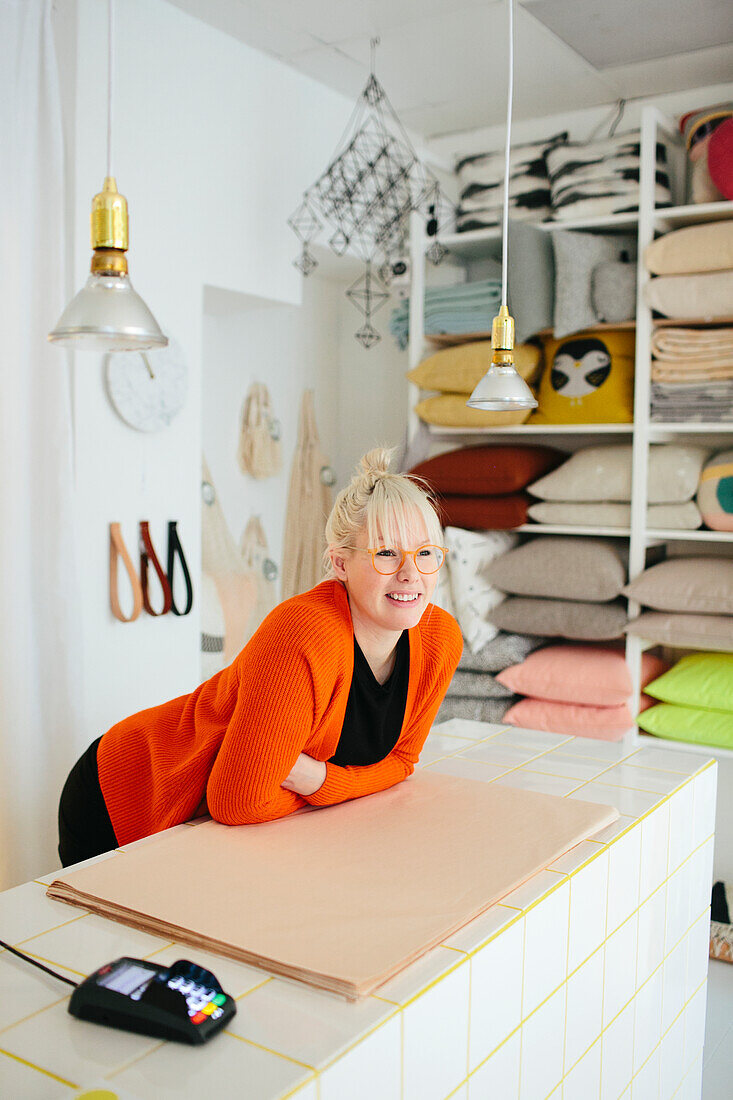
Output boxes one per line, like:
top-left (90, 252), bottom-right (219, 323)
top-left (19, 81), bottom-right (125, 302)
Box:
top-left (415, 393), bottom-right (532, 428)
top-left (531, 328), bottom-right (635, 424)
top-left (408, 341), bottom-right (542, 394)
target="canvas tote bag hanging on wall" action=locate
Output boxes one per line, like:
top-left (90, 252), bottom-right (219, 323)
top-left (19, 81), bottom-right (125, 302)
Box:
top-left (240, 516), bottom-right (279, 632)
top-left (281, 390), bottom-right (335, 600)
top-left (237, 382), bottom-right (282, 479)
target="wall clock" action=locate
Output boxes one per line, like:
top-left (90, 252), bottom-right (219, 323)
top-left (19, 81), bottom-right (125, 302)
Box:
top-left (105, 338), bottom-right (188, 431)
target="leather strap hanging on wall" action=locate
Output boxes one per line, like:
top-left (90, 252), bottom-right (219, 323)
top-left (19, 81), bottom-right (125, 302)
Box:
top-left (109, 523), bottom-right (144, 623)
top-left (166, 521), bottom-right (193, 616)
top-left (139, 521), bottom-right (173, 616)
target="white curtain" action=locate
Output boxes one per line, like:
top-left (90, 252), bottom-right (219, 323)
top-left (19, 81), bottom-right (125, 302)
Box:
top-left (0, 0), bottom-right (82, 888)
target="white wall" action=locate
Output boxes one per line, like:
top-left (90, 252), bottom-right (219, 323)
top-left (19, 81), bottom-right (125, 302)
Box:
top-left (65, 0), bottom-right (356, 745)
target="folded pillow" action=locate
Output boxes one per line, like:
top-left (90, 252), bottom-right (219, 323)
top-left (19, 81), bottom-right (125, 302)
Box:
top-left (447, 670), bottom-right (515, 699)
top-left (644, 651), bottom-right (733, 712)
top-left (438, 493), bottom-right (530, 530)
top-left (407, 342), bottom-right (542, 393)
top-left (458, 631), bottom-right (548, 673)
top-left (546, 130), bottom-right (671, 222)
top-left (644, 271), bottom-right (733, 320)
top-left (528, 443), bottom-right (709, 504)
top-left (504, 697), bottom-right (633, 741)
top-left (443, 527), bottom-right (517, 654)
top-left (487, 536), bottom-right (627, 602)
top-left (625, 611), bottom-right (733, 651)
top-left (697, 450), bottom-right (733, 531)
top-left (410, 445), bottom-right (561, 497)
top-left (436, 696), bottom-right (516, 724)
top-left (415, 393), bottom-right (532, 428)
top-left (497, 645), bottom-right (669, 707)
top-left (644, 221), bottom-right (733, 275)
top-left (623, 556), bottom-right (733, 614)
top-left (489, 597), bottom-right (627, 641)
top-left (532, 329), bottom-right (635, 425)
top-left (637, 703), bottom-right (733, 751)
top-left (527, 500), bottom-right (702, 530)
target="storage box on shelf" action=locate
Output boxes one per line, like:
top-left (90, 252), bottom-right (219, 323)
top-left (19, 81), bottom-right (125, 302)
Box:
top-left (407, 105), bottom-right (733, 757)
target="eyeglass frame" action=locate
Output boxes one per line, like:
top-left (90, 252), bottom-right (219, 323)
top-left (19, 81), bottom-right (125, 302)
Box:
top-left (344, 544), bottom-right (449, 575)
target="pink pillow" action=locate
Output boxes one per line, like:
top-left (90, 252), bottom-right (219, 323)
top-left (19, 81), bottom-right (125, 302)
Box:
top-left (496, 645), bottom-right (669, 706)
top-left (503, 697), bottom-right (633, 741)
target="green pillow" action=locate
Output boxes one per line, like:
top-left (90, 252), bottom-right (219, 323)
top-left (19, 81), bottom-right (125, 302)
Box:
top-left (637, 702), bottom-right (733, 750)
top-left (645, 651), bottom-right (733, 712)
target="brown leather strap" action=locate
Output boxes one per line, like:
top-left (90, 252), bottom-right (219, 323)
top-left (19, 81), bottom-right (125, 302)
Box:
top-left (139, 521), bottom-right (173, 616)
top-left (109, 523), bottom-right (143, 622)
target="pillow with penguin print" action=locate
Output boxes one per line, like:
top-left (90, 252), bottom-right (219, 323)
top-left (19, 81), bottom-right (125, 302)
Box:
top-left (531, 328), bottom-right (635, 424)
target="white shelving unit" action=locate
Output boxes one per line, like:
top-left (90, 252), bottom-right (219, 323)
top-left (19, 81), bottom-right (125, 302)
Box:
top-left (407, 105), bottom-right (733, 759)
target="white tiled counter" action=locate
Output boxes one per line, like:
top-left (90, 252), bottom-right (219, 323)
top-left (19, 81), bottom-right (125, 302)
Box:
top-left (0, 723), bottom-right (716, 1100)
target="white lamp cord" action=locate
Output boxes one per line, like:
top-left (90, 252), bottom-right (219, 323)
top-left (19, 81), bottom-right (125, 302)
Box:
top-left (107, 0), bottom-right (115, 180)
top-left (501, 0), bottom-right (514, 309)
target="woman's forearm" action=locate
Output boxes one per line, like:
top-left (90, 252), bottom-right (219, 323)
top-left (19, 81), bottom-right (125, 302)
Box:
top-left (281, 753), bottom-right (327, 796)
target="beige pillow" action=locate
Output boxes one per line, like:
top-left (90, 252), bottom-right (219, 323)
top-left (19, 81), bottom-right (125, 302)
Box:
top-left (489, 597), bottom-right (627, 640)
top-left (528, 443), bottom-right (709, 504)
top-left (527, 500), bottom-right (702, 529)
top-left (487, 536), bottom-right (627, 602)
top-left (644, 271), bottom-right (733, 319)
top-left (623, 557), bottom-right (733, 614)
top-left (415, 393), bottom-right (532, 428)
top-left (626, 611), bottom-right (733, 651)
top-left (408, 342), bottom-right (542, 394)
top-left (644, 221), bottom-right (733, 276)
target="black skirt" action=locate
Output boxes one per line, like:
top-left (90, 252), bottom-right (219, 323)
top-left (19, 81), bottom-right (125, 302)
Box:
top-left (58, 737), bottom-right (118, 867)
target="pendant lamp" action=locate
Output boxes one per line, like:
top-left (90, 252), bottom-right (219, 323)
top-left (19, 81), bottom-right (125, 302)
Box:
top-left (49, 0), bottom-right (167, 351)
top-left (467, 0), bottom-right (536, 412)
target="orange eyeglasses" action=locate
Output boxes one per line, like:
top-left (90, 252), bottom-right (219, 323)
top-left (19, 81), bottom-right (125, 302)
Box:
top-left (349, 545), bottom-right (448, 575)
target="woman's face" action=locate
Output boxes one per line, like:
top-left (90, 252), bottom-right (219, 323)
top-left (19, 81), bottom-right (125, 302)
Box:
top-left (331, 520), bottom-right (440, 641)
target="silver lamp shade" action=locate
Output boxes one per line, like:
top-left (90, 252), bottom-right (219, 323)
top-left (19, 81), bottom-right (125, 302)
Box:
top-left (48, 270), bottom-right (167, 351)
top-left (466, 360), bottom-right (537, 411)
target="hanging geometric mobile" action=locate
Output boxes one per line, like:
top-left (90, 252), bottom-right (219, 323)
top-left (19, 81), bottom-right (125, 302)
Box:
top-left (287, 39), bottom-right (455, 348)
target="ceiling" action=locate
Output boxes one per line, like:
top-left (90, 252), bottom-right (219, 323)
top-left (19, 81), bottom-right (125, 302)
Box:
top-left (167, 0), bottom-right (733, 139)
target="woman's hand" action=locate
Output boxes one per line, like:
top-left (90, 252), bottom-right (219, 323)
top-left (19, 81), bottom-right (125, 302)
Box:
top-left (281, 753), bottom-right (327, 796)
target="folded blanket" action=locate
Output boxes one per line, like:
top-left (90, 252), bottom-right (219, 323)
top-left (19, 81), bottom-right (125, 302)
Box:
top-left (652, 363), bottom-right (733, 382)
top-left (390, 278), bottom-right (503, 350)
top-left (652, 327), bottom-right (733, 363)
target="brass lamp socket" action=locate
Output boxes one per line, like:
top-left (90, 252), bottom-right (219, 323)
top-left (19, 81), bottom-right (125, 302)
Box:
top-left (90, 248), bottom-right (129, 276)
top-left (91, 176), bottom-right (129, 252)
top-left (491, 305), bottom-right (515, 353)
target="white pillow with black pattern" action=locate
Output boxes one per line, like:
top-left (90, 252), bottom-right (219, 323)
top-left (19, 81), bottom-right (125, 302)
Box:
top-left (443, 526), bottom-right (518, 654)
top-left (546, 130), bottom-right (671, 222)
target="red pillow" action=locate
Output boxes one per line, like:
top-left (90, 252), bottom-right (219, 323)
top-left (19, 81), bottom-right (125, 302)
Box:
top-left (437, 493), bottom-right (530, 530)
top-left (410, 445), bottom-right (562, 496)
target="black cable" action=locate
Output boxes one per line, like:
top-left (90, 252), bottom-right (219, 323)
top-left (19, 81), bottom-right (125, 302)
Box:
top-left (0, 937), bottom-right (79, 988)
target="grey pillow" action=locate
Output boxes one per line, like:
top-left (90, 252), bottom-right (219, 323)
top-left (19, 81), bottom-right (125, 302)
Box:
top-left (447, 670), bottom-right (515, 699)
top-left (591, 261), bottom-right (637, 324)
top-left (625, 612), bottom-right (733, 651)
top-left (436, 696), bottom-right (516, 724)
top-left (528, 443), bottom-right (709, 504)
top-left (477, 221), bottom-right (555, 343)
top-left (489, 597), bottom-right (627, 640)
top-left (487, 536), bottom-right (627, 602)
top-left (623, 557), bottom-right (733, 614)
top-left (458, 631), bottom-right (548, 672)
top-left (552, 230), bottom-right (618, 339)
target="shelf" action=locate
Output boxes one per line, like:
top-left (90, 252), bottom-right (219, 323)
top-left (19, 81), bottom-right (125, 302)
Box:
top-left (648, 423), bottom-right (733, 435)
top-left (515, 523), bottom-right (630, 537)
top-left (425, 320), bottom-right (636, 347)
top-left (636, 732), bottom-right (733, 761)
top-left (427, 423), bottom-right (634, 436)
top-left (435, 211), bottom-right (639, 258)
top-left (653, 315), bottom-right (733, 328)
top-left (653, 199), bottom-right (733, 230)
top-left (646, 528), bottom-right (733, 543)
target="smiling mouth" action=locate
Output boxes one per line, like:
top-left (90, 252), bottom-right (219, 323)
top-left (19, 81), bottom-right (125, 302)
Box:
top-left (386, 593), bottom-right (421, 603)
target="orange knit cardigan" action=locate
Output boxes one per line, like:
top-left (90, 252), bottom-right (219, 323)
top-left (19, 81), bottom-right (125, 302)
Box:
top-left (97, 579), bottom-right (462, 846)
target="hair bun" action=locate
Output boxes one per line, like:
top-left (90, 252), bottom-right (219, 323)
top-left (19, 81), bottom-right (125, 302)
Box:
top-left (358, 446), bottom-right (393, 486)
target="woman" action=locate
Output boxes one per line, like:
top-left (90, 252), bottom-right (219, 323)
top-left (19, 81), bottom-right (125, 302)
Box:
top-left (58, 447), bottom-right (462, 866)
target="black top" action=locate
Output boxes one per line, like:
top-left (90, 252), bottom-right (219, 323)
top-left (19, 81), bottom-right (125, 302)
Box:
top-left (329, 631), bottom-right (410, 766)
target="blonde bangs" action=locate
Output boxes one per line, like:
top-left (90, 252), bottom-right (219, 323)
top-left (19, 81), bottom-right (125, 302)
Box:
top-left (364, 477), bottom-right (443, 551)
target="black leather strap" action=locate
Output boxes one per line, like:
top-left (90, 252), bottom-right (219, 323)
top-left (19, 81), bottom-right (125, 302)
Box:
top-left (166, 521), bottom-right (193, 616)
top-left (139, 521), bottom-right (173, 616)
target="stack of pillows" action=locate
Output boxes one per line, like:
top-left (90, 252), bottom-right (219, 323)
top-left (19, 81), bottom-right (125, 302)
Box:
top-left (497, 643), bottom-right (668, 740)
top-left (639, 651), bottom-right (733, 752)
top-left (410, 442), bottom-right (561, 530)
top-left (526, 443), bottom-right (708, 531)
top-left (625, 555), bottom-right (733, 653)
top-left (408, 341), bottom-right (543, 431)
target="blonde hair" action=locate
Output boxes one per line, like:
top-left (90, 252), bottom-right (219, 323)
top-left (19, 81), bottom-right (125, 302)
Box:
top-left (324, 446), bottom-right (443, 578)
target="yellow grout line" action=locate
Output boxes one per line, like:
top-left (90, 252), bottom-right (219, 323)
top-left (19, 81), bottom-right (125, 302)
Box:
top-left (103, 1039), bottom-right (167, 1081)
top-left (224, 1029), bottom-right (317, 1071)
top-left (11, 911), bottom-right (89, 947)
top-left (395, 953), bottom-right (469, 1011)
top-left (0, 1046), bottom-right (78, 1089)
top-left (233, 976), bottom-right (274, 1000)
top-left (6, 949), bottom-right (87, 979)
top-left (400, 1006), bottom-right (405, 1100)
top-left (317, 1005), bottom-right (402, 1075)
top-left (0, 994), bottom-right (70, 1036)
top-left (276, 1071), bottom-right (319, 1100)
